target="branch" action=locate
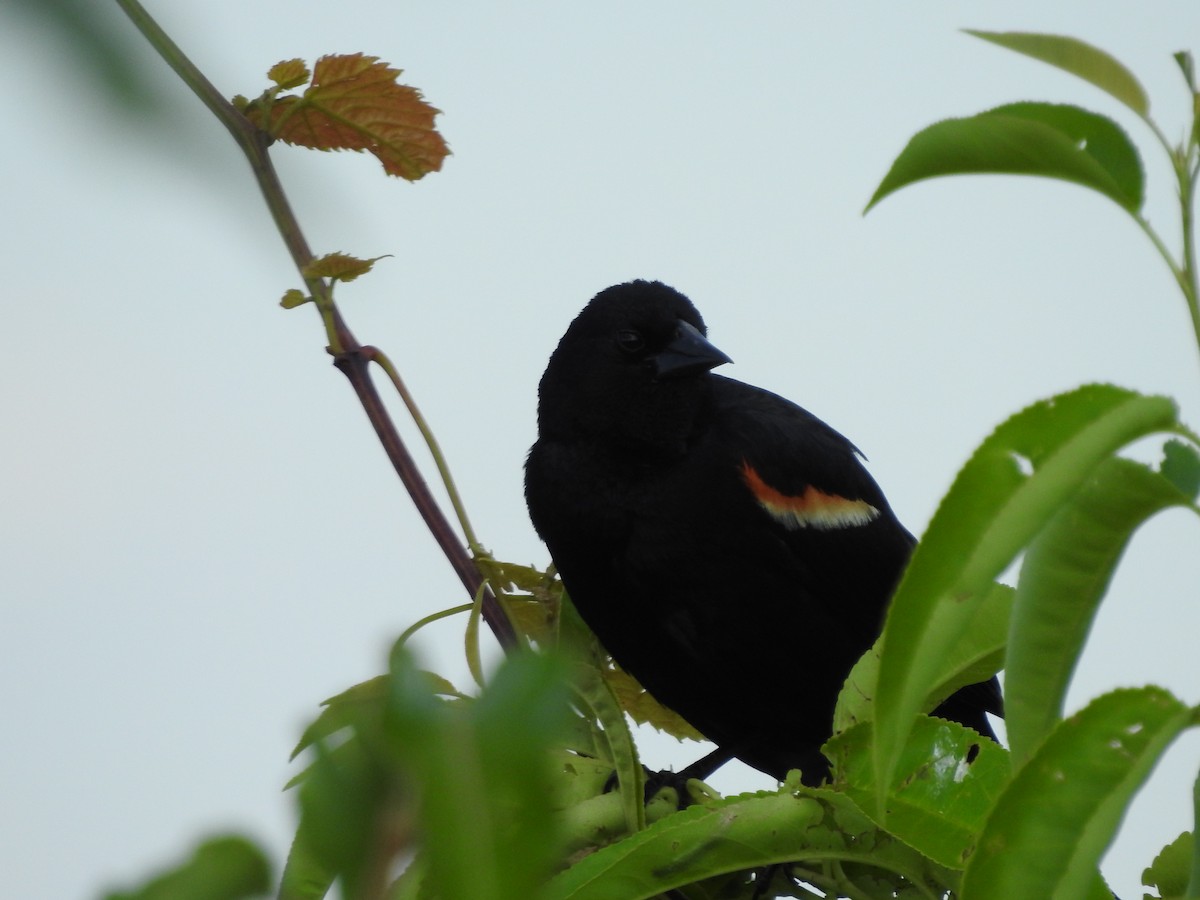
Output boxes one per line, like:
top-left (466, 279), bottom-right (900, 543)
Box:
top-left (116, 0), bottom-right (518, 650)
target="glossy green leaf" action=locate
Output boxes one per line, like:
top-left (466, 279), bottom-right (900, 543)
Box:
top-left (826, 717), bottom-right (1010, 869)
top-left (872, 385), bottom-right (1179, 816)
top-left (546, 787), bottom-right (952, 900)
top-left (965, 30), bottom-right (1150, 115)
top-left (866, 102), bottom-right (1144, 213)
top-left (104, 835), bottom-right (271, 900)
top-left (834, 582), bottom-right (1011, 734)
top-left (961, 687), bottom-right (1194, 899)
top-left (1006, 457), bottom-right (1196, 767)
top-left (1142, 831), bottom-right (1194, 899)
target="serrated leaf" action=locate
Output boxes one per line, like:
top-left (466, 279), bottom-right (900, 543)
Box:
top-left (280, 288), bottom-right (309, 309)
top-left (545, 788), bottom-right (953, 900)
top-left (965, 30), bottom-right (1150, 116)
top-left (268, 59), bottom-right (310, 90)
top-left (872, 385), bottom-right (1180, 816)
top-left (291, 675), bottom-right (388, 761)
top-left (1143, 831), bottom-right (1193, 899)
top-left (243, 54), bottom-right (449, 180)
top-left (1006, 457), bottom-right (1197, 767)
top-left (602, 664), bottom-right (706, 742)
top-left (826, 717), bottom-right (1010, 869)
top-left (302, 251), bottom-right (388, 283)
top-left (961, 687), bottom-right (1194, 900)
top-left (866, 102), bottom-right (1144, 214)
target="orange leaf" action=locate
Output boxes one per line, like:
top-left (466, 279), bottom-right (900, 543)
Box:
top-left (245, 53), bottom-right (449, 180)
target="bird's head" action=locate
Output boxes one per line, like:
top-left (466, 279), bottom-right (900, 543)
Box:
top-left (536, 280), bottom-right (731, 456)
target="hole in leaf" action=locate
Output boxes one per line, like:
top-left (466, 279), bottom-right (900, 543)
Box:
top-left (1010, 452), bottom-right (1034, 476)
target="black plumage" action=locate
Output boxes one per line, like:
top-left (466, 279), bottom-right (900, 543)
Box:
top-left (525, 279), bottom-right (1000, 785)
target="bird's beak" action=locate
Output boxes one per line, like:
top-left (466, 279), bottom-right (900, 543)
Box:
top-left (652, 320), bottom-right (733, 379)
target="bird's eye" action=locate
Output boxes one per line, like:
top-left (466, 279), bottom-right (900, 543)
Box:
top-left (615, 329), bottom-right (645, 354)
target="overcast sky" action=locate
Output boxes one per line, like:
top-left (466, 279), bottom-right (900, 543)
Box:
top-left (4, 2), bottom-right (1200, 898)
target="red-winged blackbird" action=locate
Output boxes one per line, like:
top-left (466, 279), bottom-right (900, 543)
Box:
top-left (525, 280), bottom-right (1001, 786)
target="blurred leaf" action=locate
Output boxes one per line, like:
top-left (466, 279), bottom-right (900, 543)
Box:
top-left (293, 735), bottom-right (408, 900)
top-left (1161, 438), bottom-right (1200, 500)
top-left (241, 54), bottom-right (450, 180)
top-left (827, 717), bottom-right (1010, 869)
top-left (16, 0), bottom-right (162, 112)
top-left (961, 687), bottom-right (1194, 899)
top-left (291, 671), bottom-right (467, 763)
top-left (1006, 457), bottom-right (1196, 767)
top-left (872, 385), bottom-right (1179, 815)
top-left (104, 835), bottom-right (271, 900)
top-left (1142, 831), bottom-right (1193, 899)
top-left (280, 289), bottom-right (310, 309)
top-left (387, 647), bottom-right (571, 900)
top-left (835, 582), bottom-right (1012, 734)
top-left (1175, 51), bottom-right (1197, 92)
top-left (965, 30), bottom-right (1150, 115)
top-left (302, 251), bottom-right (389, 283)
top-left (277, 824), bottom-right (335, 900)
top-left (866, 102), bottom-right (1144, 213)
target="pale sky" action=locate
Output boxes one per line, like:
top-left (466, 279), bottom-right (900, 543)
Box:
top-left (3, 2), bottom-right (1200, 898)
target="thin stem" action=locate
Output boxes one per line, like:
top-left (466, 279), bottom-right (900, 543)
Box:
top-left (1177, 149), bottom-right (1200, 355)
top-left (365, 347), bottom-right (485, 555)
top-left (1134, 108), bottom-right (1200, 363)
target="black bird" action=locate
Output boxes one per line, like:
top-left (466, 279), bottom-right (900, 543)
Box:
top-left (524, 280), bottom-right (1001, 785)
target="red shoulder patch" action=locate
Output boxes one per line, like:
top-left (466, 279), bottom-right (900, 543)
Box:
top-left (740, 460), bottom-right (880, 531)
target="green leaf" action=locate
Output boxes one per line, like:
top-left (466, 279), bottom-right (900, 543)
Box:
top-left (545, 787), bottom-right (952, 900)
top-left (1175, 51), bottom-right (1197, 93)
top-left (866, 102), bottom-right (1144, 213)
top-left (103, 835), bottom-right (271, 900)
top-left (557, 595), bottom-right (647, 833)
top-left (1161, 438), bottom-right (1200, 500)
top-left (960, 687), bottom-right (1194, 899)
top-left (826, 717), bottom-right (1010, 869)
top-left (1006, 457), bottom-right (1197, 767)
top-left (277, 824), bottom-right (336, 900)
top-left (965, 30), bottom-right (1150, 116)
top-left (872, 385), bottom-right (1179, 815)
top-left (280, 289), bottom-right (310, 309)
top-left (1191, 770), bottom-right (1200, 899)
top-left (386, 647), bottom-right (572, 900)
top-left (834, 582), bottom-right (1012, 734)
top-left (1143, 831), bottom-right (1194, 899)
